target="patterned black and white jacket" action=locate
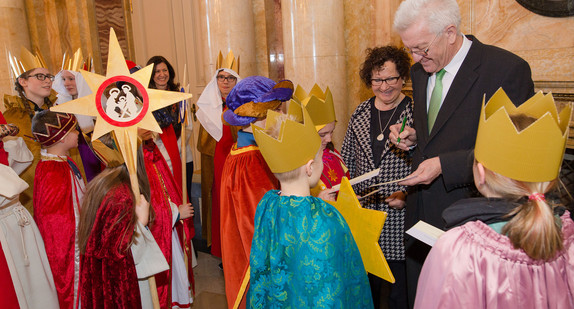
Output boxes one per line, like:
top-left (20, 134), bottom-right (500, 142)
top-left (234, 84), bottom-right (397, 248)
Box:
top-left (341, 96), bottom-right (414, 260)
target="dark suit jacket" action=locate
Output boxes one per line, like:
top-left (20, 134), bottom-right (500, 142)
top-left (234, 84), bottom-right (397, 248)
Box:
top-left (406, 35), bottom-right (534, 230)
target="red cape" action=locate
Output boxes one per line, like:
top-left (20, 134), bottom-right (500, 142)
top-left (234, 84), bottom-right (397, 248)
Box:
top-left (220, 144), bottom-right (279, 308)
top-left (144, 141), bottom-right (194, 308)
top-left (34, 158), bottom-right (83, 309)
top-left (80, 183), bottom-right (141, 308)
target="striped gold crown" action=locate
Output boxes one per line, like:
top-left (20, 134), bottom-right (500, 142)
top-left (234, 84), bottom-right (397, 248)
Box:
top-left (475, 88), bottom-right (572, 182)
top-left (61, 48), bottom-right (86, 72)
top-left (8, 46), bottom-right (48, 78)
top-left (216, 50), bottom-right (239, 73)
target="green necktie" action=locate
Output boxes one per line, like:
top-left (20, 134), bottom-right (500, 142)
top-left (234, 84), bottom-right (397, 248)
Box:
top-left (428, 68), bottom-right (446, 133)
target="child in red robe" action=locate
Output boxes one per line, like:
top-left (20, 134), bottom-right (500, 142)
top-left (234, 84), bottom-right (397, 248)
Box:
top-left (219, 76), bottom-right (294, 308)
top-left (78, 132), bottom-right (168, 308)
top-left (32, 110), bottom-right (84, 309)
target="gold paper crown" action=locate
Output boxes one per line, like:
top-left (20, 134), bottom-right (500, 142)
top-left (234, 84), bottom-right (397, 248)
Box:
top-left (216, 50), bottom-right (239, 73)
top-left (8, 46), bottom-right (48, 78)
top-left (293, 84), bottom-right (336, 130)
top-left (252, 104), bottom-right (321, 173)
top-left (475, 88), bottom-right (572, 182)
top-left (61, 48), bottom-right (85, 72)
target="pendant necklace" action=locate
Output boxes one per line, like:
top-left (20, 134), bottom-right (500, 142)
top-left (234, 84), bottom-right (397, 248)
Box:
top-left (376, 101), bottom-right (399, 141)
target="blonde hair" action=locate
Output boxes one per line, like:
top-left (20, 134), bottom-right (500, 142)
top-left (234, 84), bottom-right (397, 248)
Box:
top-left (481, 167), bottom-right (562, 260)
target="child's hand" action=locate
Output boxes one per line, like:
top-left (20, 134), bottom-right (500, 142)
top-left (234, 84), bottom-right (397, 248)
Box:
top-left (385, 191), bottom-right (406, 209)
top-left (318, 188), bottom-right (337, 202)
top-left (135, 195), bottom-right (150, 226)
top-left (178, 203), bottom-right (194, 220)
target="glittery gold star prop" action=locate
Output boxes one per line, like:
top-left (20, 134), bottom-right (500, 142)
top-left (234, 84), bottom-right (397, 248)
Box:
top-left (327, 177), bottom-right (394, 282)
top-left (52, 28), bottom-right (192, 196)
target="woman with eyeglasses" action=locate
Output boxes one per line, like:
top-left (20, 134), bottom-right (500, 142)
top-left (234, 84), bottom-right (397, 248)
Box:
top-left (3, 67), bottom-right (58, 211)
top-left (196, 59), bottom-right (241, 259)
top-left (341, 45), bottom-right (413, 309)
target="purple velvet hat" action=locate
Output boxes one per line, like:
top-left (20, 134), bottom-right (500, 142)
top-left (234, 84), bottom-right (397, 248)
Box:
top-left (223, 76), bottom-right (294, 126)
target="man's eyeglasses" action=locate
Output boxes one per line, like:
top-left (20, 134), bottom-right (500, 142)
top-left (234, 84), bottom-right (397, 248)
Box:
top-left (217, 75), bottom-right (237, 82)
top-left (371, 76), bottom-right (401, 86)
top-left (403, 31), bottom-right (442, 57)
top-left (29, 73), bottom-right (55, 82)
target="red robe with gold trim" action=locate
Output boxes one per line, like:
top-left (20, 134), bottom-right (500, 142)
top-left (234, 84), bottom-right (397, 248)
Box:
top-left (33, 154), bottom-right (85, 309)
top-left (80, 183), bottom-right (141, 308)
top-left (220, 133), bottom-right (279, 308)
top-left (143, 140), bottom-right (194, 308)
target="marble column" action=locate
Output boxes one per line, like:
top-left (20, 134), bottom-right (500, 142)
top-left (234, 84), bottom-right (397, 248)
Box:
top-left (281, 0), bottom-right (348, 148)
top-left (196, 0), bottom-right (258, 80)
top-left (0, 0), bottom-right (31, 102)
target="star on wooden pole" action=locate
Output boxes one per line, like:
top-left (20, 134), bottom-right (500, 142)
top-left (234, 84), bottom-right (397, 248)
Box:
top-left (327, 177), bottom-right (395, 282)
top-left (52, 28), bottom-right (192, 197)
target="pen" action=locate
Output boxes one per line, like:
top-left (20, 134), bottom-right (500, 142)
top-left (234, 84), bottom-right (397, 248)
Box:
top-left (397, 116), bottom-right (407, 143)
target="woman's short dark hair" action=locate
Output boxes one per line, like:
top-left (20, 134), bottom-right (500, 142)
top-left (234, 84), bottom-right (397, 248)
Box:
top-left (146, 55), bottom-right (180, 91)
top-left (359, 46), bottom-right (411, 87)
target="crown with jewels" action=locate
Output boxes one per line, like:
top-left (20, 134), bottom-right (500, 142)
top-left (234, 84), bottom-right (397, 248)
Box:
top-left (252, 102), bottom-right (321, 173)
top-left (8, 46), bottom-right (48, 78)
top-left (293, 84), bottom-right (335, 131)
top-left (216, 50), bottom-right (239, 74)
top-left (32, 111), bottom-right (77, 147)
top-left (474, 88), bottom-right (572, 182)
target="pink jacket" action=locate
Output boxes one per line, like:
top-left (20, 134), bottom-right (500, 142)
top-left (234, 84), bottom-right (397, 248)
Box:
top-left (415, 212), bottom-right (574, 309)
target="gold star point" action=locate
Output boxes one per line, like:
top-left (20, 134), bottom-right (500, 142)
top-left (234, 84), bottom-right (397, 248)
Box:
top-left (327, 177), bottom-right (395, 283)
top-left (51, 28), bottom-right (192, 195)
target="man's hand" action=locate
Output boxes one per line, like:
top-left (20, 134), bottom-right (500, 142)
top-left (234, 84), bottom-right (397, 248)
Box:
top-left (178, 203), bottom-right (194, 220)
top-left (400, 157), bottom-right (442, 186)
top-left (389, 123), bottom-right (417, 151)
top-left (385, 191), bottom-right (406, 209)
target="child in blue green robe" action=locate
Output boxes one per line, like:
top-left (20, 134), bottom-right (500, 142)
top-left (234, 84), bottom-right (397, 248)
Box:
top-left (247, 110), bottom-right (373, 308)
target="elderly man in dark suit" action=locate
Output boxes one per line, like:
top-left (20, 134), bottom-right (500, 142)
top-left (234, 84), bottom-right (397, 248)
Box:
top-left (388, 0), bottom-right (534, 307)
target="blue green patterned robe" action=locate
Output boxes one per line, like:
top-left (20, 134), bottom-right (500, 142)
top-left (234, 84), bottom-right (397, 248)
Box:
top-left (248, 190), bottom-right (373, 308)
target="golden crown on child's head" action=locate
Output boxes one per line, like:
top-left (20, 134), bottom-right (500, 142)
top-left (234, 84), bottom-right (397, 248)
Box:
top-left (8, 46), bottom-right (48, 78)
top-left (252, 102), bottom-right (321, 173)
top-left (293, 84), bottom-right (336, 131)
top-left (61, 48), bottom-right (86, 72)
top-left (474, 88), bottom-right (572, 182)
top-left (216, 50), bottom-right (239, 74)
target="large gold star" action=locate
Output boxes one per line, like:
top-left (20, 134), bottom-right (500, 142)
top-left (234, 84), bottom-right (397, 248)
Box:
top-left (327, 177), bottom-right (395, 283)
top-left (52, 28), bottom-right (192, 196)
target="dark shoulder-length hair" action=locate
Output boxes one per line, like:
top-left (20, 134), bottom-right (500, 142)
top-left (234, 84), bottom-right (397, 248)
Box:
top-left (146, 55), bottom-right (180, 91)
top-left (359, 45), bottom-right (411, 88)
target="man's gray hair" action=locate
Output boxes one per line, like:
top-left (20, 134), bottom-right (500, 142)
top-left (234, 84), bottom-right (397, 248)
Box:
top-left (393, 0), bottom-right (461, 35)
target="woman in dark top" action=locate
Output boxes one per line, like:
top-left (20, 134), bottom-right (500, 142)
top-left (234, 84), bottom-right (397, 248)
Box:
top-left (341, 45), bottom-right (413, 309)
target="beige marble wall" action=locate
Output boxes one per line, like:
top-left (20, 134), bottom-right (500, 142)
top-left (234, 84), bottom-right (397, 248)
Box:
top-left (0, 0), bottom-right (30, 105)
top-left (461, 0), bottom-right (574, 82)
top-left (280, 0), bottom-right (349, 148)
top-left (196, 0), bottom-right (258, 80)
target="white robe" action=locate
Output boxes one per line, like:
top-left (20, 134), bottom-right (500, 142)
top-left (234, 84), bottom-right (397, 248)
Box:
top-left (0, 138), bottom-right (59, 308)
